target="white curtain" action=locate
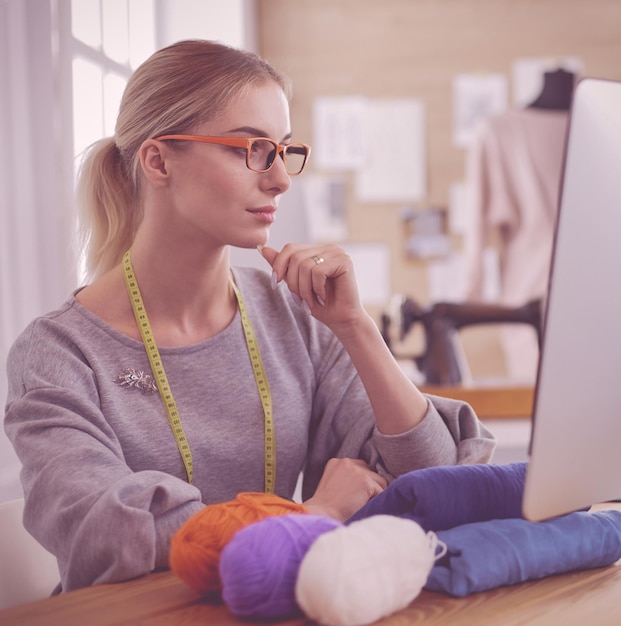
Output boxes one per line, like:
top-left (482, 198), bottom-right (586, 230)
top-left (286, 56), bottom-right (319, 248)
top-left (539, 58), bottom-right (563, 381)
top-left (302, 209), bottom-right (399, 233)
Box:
top-left (0, 0), bottom-right (77, 503)
top-left (0, 0), bottom-right (257, 504)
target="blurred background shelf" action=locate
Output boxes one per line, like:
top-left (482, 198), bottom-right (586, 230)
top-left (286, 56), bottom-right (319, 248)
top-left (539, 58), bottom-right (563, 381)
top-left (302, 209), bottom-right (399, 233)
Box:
top-left (420, 384), bottom-right (534, 419)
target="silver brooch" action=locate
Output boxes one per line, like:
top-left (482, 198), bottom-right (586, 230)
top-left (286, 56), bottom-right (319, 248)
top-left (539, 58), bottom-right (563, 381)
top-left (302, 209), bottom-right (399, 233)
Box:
top-left (114, 368), bottom-right (158, 393)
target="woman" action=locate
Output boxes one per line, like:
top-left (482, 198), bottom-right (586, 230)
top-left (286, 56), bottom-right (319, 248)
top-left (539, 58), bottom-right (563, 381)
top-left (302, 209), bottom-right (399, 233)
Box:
top-left (4, 40), bottom-right (494, 592)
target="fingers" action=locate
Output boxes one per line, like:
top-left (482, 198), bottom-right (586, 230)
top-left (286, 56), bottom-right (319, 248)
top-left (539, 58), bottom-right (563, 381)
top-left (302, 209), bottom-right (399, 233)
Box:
top-left (299, 255), bottom-right (328, 307)
top-left (259, 245), bottom-right (279, 267)
top-left (365, 468), bottom-right (388, 499)
top-left (304, 457), bottom-right (388, 521)
top-left (369, 470), bottom-right (388, 495)
top-left (259, 243), bottom-right (348, 309)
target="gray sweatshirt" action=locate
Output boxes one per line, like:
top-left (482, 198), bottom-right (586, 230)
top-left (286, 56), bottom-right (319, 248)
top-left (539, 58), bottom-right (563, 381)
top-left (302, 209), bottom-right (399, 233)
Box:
top-left (4, 267), bottom-right (495, 591)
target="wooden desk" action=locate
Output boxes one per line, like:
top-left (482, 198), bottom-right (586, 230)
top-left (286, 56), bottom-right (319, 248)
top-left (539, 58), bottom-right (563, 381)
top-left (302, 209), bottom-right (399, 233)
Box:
top-left (2, 504), bottom-right (621, 626)
top-left (421, 385), bottom-right (534, 419)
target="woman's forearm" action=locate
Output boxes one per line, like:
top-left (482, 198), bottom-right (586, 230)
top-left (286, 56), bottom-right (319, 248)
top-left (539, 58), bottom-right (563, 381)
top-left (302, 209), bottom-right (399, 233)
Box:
top-left (332, 313), bottom-right (429, 435)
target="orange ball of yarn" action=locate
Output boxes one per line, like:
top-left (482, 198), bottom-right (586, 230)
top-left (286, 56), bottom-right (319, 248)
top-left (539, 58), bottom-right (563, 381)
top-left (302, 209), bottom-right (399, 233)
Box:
top-left (169, 492), bottom-right (307, 596)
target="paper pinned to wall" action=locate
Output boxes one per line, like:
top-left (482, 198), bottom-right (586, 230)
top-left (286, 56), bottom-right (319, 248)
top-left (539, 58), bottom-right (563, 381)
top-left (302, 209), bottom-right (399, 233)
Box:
top-left (300, 174), bottom-right (348, 242)
top-left (341, 242), bottom-right (391, 306)
top-left (453, 73), bottom-right (508, 147)
top-left (427, 248), bottom-right (500, 304)
top-left (427, 253), bottom-right (468, 303)
top-left (354, 98), bottom-right (426, 203)
top-left (402, 207), bottom-right (452, 259)
top-left (312, 96), bottom-right (368, 170)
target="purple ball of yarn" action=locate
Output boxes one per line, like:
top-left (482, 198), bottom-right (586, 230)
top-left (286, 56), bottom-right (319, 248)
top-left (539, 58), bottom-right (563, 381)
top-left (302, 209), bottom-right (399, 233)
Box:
top-left (219, 513), bottom-right (342, 619)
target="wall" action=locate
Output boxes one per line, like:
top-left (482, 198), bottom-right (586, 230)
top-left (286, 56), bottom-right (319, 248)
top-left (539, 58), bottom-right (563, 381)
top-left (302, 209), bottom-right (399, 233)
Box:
top-left (256, 0), bottom-right (621, 377)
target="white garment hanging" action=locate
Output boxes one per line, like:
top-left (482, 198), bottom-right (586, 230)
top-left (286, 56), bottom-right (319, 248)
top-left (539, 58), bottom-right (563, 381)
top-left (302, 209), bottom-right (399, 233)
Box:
top-left (464, 107), bottom-right (569, 381)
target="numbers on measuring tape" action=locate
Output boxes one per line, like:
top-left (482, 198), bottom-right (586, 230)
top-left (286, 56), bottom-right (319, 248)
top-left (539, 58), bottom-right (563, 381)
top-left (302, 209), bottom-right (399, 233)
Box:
top-left (231, 279), bottom-right (276, 494)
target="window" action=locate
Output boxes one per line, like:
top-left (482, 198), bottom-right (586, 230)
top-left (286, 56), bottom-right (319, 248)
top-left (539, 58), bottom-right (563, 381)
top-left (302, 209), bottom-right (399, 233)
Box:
top-left (69, 0), bottom-right (156, 162)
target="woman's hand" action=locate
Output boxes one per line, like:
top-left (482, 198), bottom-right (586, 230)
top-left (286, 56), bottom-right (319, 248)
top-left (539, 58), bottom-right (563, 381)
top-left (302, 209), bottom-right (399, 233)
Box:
top-left (303, 457), bottom-right (387, 522)
top-left (261, 242), bottom-right (429, 437)
top-left (260, 244), bottom-right (365, 333)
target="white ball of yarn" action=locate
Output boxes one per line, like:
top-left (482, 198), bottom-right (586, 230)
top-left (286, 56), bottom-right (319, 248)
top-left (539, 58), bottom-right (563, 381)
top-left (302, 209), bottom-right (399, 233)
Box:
top-left (295, 515), bottom-right (440, 626)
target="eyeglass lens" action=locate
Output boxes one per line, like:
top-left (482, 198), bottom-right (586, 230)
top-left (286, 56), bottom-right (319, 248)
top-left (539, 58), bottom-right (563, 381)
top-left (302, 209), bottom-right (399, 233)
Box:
top-left (248, 139), bottom-right (307, 174)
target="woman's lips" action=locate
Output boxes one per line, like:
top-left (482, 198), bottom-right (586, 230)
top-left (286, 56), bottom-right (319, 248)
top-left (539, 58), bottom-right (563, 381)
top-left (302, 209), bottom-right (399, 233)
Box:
top-left (248, 207), bottom-right (276, 223)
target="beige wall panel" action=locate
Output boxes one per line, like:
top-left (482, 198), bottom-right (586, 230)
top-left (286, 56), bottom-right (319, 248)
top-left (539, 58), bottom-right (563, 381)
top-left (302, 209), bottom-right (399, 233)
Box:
top-left (256, 0), bottom-right (621, 378)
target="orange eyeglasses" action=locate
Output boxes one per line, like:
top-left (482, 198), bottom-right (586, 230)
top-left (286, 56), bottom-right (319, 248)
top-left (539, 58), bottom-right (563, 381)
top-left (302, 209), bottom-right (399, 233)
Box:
top-left (154, 135), bottom-right (311, 175)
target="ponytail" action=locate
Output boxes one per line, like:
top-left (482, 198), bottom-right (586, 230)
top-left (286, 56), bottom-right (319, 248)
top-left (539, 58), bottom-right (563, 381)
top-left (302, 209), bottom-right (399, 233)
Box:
top-left (76, 138), bottom-right (142, 280)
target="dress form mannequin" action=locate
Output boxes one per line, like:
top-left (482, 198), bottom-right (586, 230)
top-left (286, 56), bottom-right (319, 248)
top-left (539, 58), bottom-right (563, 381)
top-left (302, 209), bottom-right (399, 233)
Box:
top-left (527, 68), bottom-right (575, 111)
top-left (463, 70), bottom-right (573, 381)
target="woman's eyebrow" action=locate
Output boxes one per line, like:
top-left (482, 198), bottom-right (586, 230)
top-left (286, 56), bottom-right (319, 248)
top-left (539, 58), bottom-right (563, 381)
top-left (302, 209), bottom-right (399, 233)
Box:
top-left (227, 126), bottom-right (293, 142)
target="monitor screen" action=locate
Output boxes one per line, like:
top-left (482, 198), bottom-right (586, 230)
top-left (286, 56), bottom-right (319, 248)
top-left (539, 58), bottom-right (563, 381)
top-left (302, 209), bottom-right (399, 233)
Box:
top-left (522, 77), bottom-right (621, 521)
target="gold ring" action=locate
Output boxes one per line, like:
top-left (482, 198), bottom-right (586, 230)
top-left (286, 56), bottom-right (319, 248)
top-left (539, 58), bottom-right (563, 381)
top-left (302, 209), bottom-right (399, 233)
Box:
top-left (311, 255), bottom-right (324, 265)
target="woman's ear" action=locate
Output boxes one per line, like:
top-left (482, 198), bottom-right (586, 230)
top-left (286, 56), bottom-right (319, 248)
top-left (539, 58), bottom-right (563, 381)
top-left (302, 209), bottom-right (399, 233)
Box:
top-left (139, 139), bottom-right (170, 186)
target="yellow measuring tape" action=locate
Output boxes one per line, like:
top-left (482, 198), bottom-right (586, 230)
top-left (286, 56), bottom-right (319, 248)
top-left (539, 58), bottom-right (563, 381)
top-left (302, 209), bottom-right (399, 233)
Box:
top-left (229, 280), bottom-right (276, 494)
top-left (122, 250), bottom-right (275, 492)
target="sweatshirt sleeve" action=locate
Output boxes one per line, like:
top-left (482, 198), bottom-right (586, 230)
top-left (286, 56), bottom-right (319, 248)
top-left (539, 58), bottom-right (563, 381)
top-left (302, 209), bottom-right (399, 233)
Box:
top-left (300, 332), bottom-right (496, 500)
top-left (4, 322), bottom-right (204, 592)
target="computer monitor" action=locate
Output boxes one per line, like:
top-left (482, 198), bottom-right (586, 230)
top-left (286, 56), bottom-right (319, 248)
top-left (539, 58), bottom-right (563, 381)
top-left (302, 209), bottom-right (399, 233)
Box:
top-left (522, 77), bottom-right (621, 521)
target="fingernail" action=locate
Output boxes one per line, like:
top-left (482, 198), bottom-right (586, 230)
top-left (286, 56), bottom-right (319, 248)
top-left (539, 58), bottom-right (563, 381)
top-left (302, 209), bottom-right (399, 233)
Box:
top-left (271, 271), bottom-right (278, 289)
top-left (257, 245), bottom-right (264, 254)
top-left (315, 294), bottom-right (326, 306)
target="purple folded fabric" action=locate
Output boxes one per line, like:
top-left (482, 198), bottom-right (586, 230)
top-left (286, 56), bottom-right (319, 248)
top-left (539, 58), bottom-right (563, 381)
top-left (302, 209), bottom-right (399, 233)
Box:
top-left (425, 510), bottom-right (621, 597)
top-left (347, 462), bottom-right (527, 530)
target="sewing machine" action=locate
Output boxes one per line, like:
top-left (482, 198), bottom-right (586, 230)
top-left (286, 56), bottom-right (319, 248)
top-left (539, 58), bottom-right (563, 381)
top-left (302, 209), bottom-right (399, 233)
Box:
top-left (381, 298), bottom-right (544, 385)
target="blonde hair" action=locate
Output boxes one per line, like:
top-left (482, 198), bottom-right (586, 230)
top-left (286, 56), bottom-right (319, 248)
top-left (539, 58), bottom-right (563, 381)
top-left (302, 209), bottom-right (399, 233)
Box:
top-left (76, 40), bottom-right (291, 280)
